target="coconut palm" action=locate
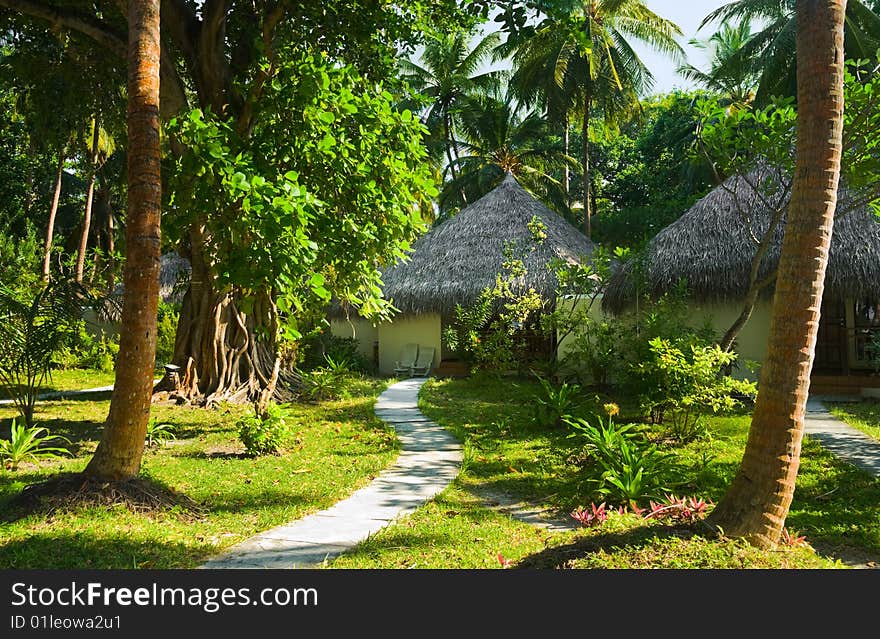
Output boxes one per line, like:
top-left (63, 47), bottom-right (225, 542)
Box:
top-left (706, 0), bottom-right (848, 548)
top-left (85, 0), bottom-right (162, 481)
top-left (399, 30), bottom-right (505, 192)
top-left (439, 96), bottom-right (577, 219)
top-left (497, 1), bottom-right (684, 238)
top-left (678, 19), bottom-right (760, 106)
top-left (701, 0), bottom-right (880, 103)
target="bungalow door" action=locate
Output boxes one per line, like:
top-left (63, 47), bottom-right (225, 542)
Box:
top-left (814, 297), bottom-right (848, 374)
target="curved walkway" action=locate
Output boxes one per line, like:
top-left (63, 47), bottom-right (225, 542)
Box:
top-left (200, 378), bottom-right (462, 569)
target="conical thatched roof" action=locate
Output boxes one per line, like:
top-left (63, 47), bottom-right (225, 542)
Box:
top-left (603, 169), bottom-right (880, 314)
top-left (379, 173), bottom-right (596, 315)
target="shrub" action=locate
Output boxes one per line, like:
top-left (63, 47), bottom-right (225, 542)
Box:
top-left (559, 317), bottom-right (624, 386)
top-left (629, 337), bottom-right (757, 442)
top-left (299, 367), bottom-right (348, 401)
top-left (237, 402), bottom-right (290, 456)
top-left (0, 418), bottom-right (71, 471)
top-left (298, 333), bottom-right (369, 373)
top-left (566, 406), bottom-right (677, 509)
top-left (532, 375), bottom-right (583, 428)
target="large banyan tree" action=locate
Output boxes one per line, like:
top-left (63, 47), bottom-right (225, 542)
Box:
top-left (0, 0), bottom-right (472, 405)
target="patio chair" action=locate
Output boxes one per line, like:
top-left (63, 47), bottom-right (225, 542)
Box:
top-left (393, 343), bottom-right (419, 377)
top-left (410, 346), bottom-right (435, 377)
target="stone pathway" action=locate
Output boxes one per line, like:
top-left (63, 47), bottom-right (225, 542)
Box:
top-left (200, 378), bottom-right (462, 569)
top-left (805, 397), bottom-right (880, 476)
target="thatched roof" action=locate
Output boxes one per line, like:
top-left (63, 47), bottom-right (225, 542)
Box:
top-left (603, 169), bottom-right (880, 314)
top-left (378, 173), bottom-right (596, 315)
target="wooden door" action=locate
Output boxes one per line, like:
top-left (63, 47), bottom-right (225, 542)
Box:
top-left (814, 297), bottom-right (848, 374)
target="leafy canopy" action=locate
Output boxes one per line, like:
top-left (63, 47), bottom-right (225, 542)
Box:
top-left (167, 50), bottom-right (439, 340)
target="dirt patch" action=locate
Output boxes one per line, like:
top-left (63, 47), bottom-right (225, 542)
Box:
top-left (2, 473), bottom-right (205, 522)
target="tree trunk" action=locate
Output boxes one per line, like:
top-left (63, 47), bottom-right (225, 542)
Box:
top-left (42, 147), bottom-right (66, 281)
top-left (562, 114), bottom-right (570, 206)
top-left (106, 202), bottom-right (116, 294)
top-left (85, 0), bottom-right (162, 481)
top-left (443, 111), bottom-right (468, 207)
top-left (167, 221), bottom-right (280, 407)
top-left (582, 84), bottom-right (592, 239)
top-left (76, 117), bottom-right (100, 284)
top-left (706, 0), bottom-right (847, 548)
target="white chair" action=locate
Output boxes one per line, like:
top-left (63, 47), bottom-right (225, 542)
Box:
top-left (410, 346), bottom-right (435, 377)
top-left (393, 343), bottom-right (419, 377)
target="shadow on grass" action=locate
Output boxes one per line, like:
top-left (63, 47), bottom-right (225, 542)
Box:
top-left (0, 472), bottom-right (204, 524)
top-left (512, 522), bottom-right (702, 569)
top-left (0, 531), bottom-right (206, 569)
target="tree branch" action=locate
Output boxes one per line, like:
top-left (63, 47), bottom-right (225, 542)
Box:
top-left (0, 0), bottom-right (127, 57)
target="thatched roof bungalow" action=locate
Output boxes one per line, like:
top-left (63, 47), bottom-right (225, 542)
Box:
top-left (382, 172), bottom-right (595, 314)
top-left (331, 173), bottom-right (597, 375)
top-left (602, 169), bottom-right (880, 393)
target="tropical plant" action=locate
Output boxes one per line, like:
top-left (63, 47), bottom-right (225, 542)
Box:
top-left (440, 95), bottom-right (577, 216)
top-left (0, 279), bottom-right (87, 427)
top-left (566, 409), bottom-right (676, 509)
top-left (145, 418), bottom-right (177, 448)
top-left (237, 402), bottom-right (291, 456)
top-left (496, 0), bottom-right (684, 237)
top-left (399, 29), bottom-right (505, 188)
top-left (700, 0), bottom-right (880, 103)
top-left (678, 19), bottom-right (760, 106)
top-left (532, 375), bottom-right (582, 428)
top-left (0, 418), bottom-right (71, 471)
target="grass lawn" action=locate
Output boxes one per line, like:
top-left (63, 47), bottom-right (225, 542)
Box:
top-left (0, 375), bottom-right (398, 569)
top-left (0, 368), bottom-right (118, 400)
top-left (827, 399), bottom-right (880, 442)
top-left (329, 375), bottom-right (880, 569)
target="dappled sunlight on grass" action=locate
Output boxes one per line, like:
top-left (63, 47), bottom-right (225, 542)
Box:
top-left (0, 375), bottom-right (399, 569)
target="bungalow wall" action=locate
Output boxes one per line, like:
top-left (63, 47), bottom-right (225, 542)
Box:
top-left (377, 313), bottom-right (442, 376)
top-left (330, 313), bottom-right (442, 376)
top-left (556, 295), bottom-right (772, 382)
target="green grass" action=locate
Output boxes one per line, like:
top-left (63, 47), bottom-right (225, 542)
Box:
top-left (0, 375), bottom-right (398, 569)
top-left (330, 375), bottom-right (879, 569)
top-left (1, 368), bottom-right (118, 400)
top-left (827, 399), bottom-right (880, 441)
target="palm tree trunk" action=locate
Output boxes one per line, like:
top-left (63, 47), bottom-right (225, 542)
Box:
top-left (444, 111), bottom-right (468, 206)
top-left (76, 117), bottom-right (100, 284)
top-left (85, 0), bottom-right (162, 481)
top-left (41, 147), bottom-right (66, 281)
top-left (706, 0), bottom-right (847, 548)
top-left (581, 85), bottom-right (592, 238)
top-left (563, 113), bottom-right (570, 206)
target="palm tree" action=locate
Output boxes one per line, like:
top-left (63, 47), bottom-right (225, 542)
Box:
top-left (701, 0), bottom-right (880, 102)
top-left (440, 96), bottom-right (577, 218)
top-left (706, 0), bottom-right (847, 548)
top-left (399, 30), bottom-right (505, 195)
top-left (85, 0), bottom-right (162, 481)
top-left (678, 19), bottom-right (760, 106)
top-left (499, 1), bottom-right (684, 238)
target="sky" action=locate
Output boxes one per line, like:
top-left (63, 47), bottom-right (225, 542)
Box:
top-left (632, 0), bottom-right (734, 95)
